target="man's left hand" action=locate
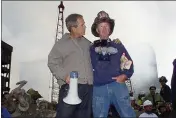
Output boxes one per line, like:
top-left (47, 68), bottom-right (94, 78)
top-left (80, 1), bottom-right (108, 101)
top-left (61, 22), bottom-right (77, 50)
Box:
top-left (112, 74), bottom-right (128, 83)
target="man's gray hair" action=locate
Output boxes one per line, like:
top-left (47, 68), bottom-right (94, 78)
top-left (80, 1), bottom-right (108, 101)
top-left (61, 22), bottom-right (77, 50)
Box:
top-left (65, 13), bottom-right (83, 32)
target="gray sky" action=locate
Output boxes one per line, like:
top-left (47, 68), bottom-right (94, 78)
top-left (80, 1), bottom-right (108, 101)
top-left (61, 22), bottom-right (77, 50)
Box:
top-left (2, 1), bottom-right (176, 101)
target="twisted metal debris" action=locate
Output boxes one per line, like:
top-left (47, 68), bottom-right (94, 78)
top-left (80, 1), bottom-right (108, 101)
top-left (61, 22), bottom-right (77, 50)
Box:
top-left (2, 80), bottom-right (56, 118)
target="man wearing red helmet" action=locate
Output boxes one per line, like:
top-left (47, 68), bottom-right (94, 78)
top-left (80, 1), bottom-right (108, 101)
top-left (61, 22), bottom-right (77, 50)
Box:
top-left (90, 11), bottom-right (135, 117)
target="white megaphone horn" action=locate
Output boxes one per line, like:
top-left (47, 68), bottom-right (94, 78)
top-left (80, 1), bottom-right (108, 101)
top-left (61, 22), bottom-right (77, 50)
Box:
top-left (63, 71), bottom-right (82, 105)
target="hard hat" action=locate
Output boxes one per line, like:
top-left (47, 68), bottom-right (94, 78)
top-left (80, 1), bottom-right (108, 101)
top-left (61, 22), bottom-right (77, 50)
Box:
top-left (143, 100), bottom-right (152, 106)
top-left (149, 85), bottom-right (156, 90)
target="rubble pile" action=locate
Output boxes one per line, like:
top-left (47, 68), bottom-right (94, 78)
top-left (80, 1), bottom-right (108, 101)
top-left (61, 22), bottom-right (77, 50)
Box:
top-left (1, 80), bottom-right (57, 118)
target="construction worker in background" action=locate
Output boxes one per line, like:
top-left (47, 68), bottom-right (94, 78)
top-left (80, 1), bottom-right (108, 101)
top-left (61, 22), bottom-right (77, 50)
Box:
top-left (139, 100), bottom-right (158, 118)
top-left (137, 91), bottom-right (146, 106)
top-left (48, 13), bottom-right (93, 118)
top-left (90, 11), bottom-right (136, 118)
top-left (159, 76), bottom-right (172, 103)
top-left (171, 59), bottom-right (176, 111)
top-left (130, 96), bottom-right (144, 117)
top-left (143, 85), bottom-right (164, 113)
top-left (158, 102), bottom-right (171, 118)
top-left (130, 97), bottom-right (138, 110)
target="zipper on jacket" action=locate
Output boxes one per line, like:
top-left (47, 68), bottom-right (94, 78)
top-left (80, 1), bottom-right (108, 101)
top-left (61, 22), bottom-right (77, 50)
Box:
top-left (72, 39), bottom-right (87, 82)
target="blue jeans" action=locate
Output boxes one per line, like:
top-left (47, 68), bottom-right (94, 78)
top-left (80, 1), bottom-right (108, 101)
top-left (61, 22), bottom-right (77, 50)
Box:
top-left (92, 81), bottom-right (136, 118)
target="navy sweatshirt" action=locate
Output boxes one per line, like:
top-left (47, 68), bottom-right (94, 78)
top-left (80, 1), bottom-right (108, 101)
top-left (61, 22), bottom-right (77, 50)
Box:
top-left (90, 39), bottom-right (134, 86)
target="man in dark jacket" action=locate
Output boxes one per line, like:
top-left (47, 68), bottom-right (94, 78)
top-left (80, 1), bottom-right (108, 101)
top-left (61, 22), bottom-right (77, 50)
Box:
top-left (158, 103), bottom-right (170, 118)
top-left (171, 59), bottom-right (176, 110)
top-left (159, 76), bottom-right (172, 103)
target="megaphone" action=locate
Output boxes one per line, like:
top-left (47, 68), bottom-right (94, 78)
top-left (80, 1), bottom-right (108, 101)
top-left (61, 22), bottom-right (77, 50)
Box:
top-left (63, 71), bottom-right (82, 105)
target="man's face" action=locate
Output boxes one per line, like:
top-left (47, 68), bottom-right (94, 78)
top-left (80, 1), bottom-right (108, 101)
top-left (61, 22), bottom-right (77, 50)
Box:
top-left (72, 17), bottom-right (86, 36)
top-left (131, 100), bottom-right (135, 105)
top-left (160, 81), bottom-right (165, 86)
top-left (96, 22), bottom-right (110, 38)
top-left (131, 100), bottom-right (136, 108)
top-left (150, 89), bottom-right (156, 95)
top-left (165, 103), bottom-right (172, 111)
top-left (160, 107), bottom-right (166, 113)
top-left (144, 105), bottom-right (153, 112)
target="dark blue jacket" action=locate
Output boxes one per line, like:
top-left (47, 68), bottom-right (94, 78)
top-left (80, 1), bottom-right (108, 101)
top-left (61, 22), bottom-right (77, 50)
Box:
top-left (1, 107), bottom-right (11, 118)
top-left (90, 39), bottom-right (134, 86)
top-left (171, 59), bottom-right (176, 109)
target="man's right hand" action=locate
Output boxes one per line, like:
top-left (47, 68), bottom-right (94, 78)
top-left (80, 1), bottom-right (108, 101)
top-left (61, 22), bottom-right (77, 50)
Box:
top-left (65, 75), bottom-right (70, 84)
top-left (112, 74), bottom-right (128, 83)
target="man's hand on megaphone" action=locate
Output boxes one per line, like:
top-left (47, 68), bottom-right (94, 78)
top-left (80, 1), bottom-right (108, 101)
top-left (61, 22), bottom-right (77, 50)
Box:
top-left (65, 75), bottom-right (70, 84)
